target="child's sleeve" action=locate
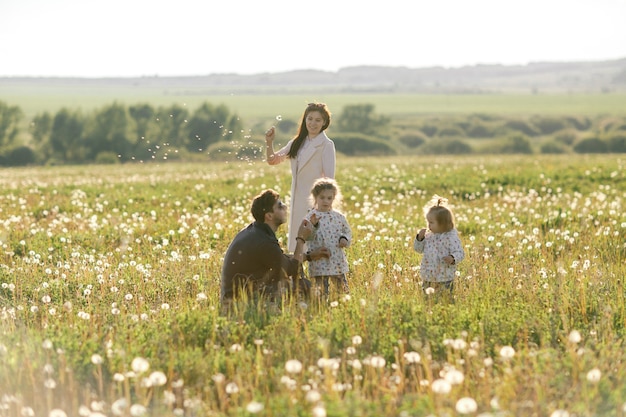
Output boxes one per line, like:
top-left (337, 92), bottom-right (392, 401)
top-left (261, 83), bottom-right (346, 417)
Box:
top-left (340, 215), bottom-right (352, 247)
top-left (449, 230), bottom-right (465, 263)
top-left (413, 236), bottom-right (425, 253)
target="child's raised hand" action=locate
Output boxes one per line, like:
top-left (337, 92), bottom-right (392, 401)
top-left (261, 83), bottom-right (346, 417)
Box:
top-left (417, 228), bottom-right (426, 241)
top-left (309, 212), bottom-right (320, 227)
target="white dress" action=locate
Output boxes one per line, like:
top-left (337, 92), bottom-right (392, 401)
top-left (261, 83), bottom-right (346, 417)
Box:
top-left (273, 131), bottom-right (336, 252)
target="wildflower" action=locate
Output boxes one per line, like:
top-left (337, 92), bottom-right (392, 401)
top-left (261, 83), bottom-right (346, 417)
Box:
top-left (499, 346), bottom-right (515, 359)
top-left (444, 368), bottom-right (464, 385)
top-left (456, 397), bottom-right (478, 414)
top-left (131, 357), bottom-right (150, 374)
top-left (403, 351), bottom-right (421, 363)
top-left (22, 407), bottom-right (35, 417)
top-left (306, 390), bottom-right (321, 403)
top-left (568, 330), bottom-right (582, 344)
top-left (49, 410), bottom-right (68, 417)
top-left (312, 405), bottom-right (327, 417)
top-left (285, 359), bottom-right (303, 374)
top-left (229, 343), bottom-right (243, 353)
top-left (431, 379), bottom-right (452, 395)
top-left (246, 401), bottom-right (264, 413)
top-left (550, 410), bottom-right (570, 417)
top-left (225, 382), bottom-right (239, 394)
top-left (149, 371), bottom-right (167, 386)
top-left (369, 355), bottom-right (386, 368)
top-left (586, 368), bottom-right (601, 383)
top-left (129, 404), bottom-right (146, 416)
top-left (352, 335), bottom-right (362, 345)
top-left (91, 354), bottom-right (103, 365)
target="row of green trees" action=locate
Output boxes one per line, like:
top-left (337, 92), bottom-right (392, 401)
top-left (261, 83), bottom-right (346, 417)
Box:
top-left (1, 99), bottom-right (625, 166)
top-left (0, 101), bottom-right (395, 166)
top-left (0, 101), bottom-right (244, 166)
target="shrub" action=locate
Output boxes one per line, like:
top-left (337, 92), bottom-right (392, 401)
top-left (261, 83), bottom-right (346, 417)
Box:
top-left (532, 116), bottom-right (567, 135)
top-left (466, 122), bottom-right (495, 138)
top-left (5, 146), bottom-right (36, 166)
top-left (95, 151), bottom-right (121, 164)
top-left (398, 132), bottom-right (427, 148)
top-left (332, 133), bottom-right (396, 156)
top-left (421, 139), bottom-right (472, 155)
top-left (488, 134), bottom-right (533, 154)
top-left (437, 126), bottom-right (465, 138)
top-left (419, 123), bottom-right (438, 137)
top-left (206, 142), bottom-right (240, 160)
top-left (503, 119), bottom-right (539, 137)
top-left (598, 117), bottom-right (626, 133)
top-left (607, 133), bottom-right (626, 153)
top-left (540, 142), bottom-right (568, 154)
top-left (277, 119), bottom-right (297, 134)
top-left (573, 137), bottom-right (609, 153)
top-left (564, 116), bottom-right (592, 131)
top-left (553, 129), bottom-right (579, 146)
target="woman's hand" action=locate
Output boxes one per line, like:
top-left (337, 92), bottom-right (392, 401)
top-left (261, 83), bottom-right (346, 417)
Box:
top-left (265, 126), bottom-right (275, 145)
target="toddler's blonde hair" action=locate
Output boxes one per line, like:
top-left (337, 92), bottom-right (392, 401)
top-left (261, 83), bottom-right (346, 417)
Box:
top-left (424, 195), bottom-right (455, 232)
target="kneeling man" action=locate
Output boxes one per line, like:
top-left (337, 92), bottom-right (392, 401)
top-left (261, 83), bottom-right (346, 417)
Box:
top-left (221, 189), bottom-right (328, 310)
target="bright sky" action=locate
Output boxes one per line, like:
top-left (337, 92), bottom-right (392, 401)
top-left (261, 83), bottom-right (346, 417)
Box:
top-left (1, 0), bottom-right (625, 78)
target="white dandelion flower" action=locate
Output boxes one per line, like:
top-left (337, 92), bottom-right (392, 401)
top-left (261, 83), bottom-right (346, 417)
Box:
top-left (131, 357), bottom-right (150, 374)
top-left (456, 397), bottom-right (478, 414)
top-left (499, 346), bottom-right (515, 359)
top-left (431, 378), bottom-right (451, 395)
top-left (586, 368), bottom-right (601, 383)
top-left (568, 330), bottom-right (582, 344)
top-left (246, 401), bottom-right (264, 413)
top-left (285, 359), bottom-right (303, 374)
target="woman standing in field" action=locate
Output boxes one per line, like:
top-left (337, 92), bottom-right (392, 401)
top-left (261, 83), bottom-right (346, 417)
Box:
top-left (265, 102), bottom-right (336, 252)
top-left (413, 196), bottom-right (465, 294)
top-left (304, 178), bottom-right (351, 300)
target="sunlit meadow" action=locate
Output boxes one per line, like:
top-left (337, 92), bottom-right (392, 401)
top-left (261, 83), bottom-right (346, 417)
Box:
top-left (1, 155), bottom-right (625, 417)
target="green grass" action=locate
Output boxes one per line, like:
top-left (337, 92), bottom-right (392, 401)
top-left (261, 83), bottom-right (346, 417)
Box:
top-left (4, 85), bottom-right (626, 122)
top-left (0, 154), bottom-right (625, 416)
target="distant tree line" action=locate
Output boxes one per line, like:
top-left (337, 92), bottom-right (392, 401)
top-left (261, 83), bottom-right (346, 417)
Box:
top-left (1, 100), bottom-right (625, 166)
top-left (0, 100), bottom-right (244, 166)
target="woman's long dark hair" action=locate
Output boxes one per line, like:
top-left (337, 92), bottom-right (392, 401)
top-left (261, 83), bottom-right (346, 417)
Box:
top-left (287, 102), bottom-right (331, 158)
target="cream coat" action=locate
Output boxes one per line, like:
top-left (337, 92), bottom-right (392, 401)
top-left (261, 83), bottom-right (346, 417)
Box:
top-left (273, 131), bottom-right (336, 252)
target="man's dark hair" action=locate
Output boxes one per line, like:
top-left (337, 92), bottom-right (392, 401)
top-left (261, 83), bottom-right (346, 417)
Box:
top-left (251, 189), bottom-right (279, 222)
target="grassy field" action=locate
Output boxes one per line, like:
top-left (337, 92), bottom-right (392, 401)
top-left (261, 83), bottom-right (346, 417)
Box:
top-left (0, 154), bottom-right (625, 416)
top-left (4, 85), bottom-right (626, 123)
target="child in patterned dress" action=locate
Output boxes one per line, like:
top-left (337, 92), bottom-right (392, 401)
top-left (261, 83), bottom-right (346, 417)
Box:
top-left (413, 196), bottom-right (465, 293)
top-left (304, 178), bottom-right (351, 300)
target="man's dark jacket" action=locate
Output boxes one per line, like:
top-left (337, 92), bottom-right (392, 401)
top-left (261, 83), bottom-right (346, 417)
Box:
top-left (221, 222), bottom-right (299, 301)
